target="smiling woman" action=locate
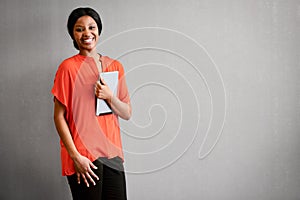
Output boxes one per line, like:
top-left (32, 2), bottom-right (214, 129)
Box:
top-left (73, 16), bottom-right (99, 52)
top-left (67, 7), bottom-right (102, 52)
top-left (51, 7), bottom-right (131, 200)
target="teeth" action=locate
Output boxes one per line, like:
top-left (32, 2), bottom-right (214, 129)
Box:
top-left (83, 38), bottom-right (93, 43)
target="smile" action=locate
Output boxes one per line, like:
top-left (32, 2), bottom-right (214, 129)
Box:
top-left (82, 38), bottom-right (94, 44)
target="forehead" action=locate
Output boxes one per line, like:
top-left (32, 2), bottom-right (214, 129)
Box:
top-left (74, 15), bottom-right (97, 26)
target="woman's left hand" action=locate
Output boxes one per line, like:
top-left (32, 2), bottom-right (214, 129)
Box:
top-left (95, 76), bottom-right (132, 120)
top-left (95, 77), bottom-right (113, 103)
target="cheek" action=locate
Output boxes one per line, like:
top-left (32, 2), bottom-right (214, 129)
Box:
top-left (73, 32), bottom-right (80, 40)
top-left (94, 28), bottom-right (100, 37)
top-left (94, 33), bottom-right (100, 41)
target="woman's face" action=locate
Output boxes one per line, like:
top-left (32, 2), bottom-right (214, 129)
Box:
top-left (73, 15), bottom-right (99, 52)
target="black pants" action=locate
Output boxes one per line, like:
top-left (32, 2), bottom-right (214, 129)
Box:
top-left (67, 157), bottom-right (127, 200)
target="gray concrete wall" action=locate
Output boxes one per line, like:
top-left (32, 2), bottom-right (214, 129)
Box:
top-left (0, 0), bottom-right (299, 199)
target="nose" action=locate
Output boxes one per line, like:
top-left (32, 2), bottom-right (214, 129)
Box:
top-left (83, 28), bottom-right (91, 36)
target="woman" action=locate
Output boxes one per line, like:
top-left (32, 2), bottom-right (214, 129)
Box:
top-left (52, 7), bottom-right (131, 200)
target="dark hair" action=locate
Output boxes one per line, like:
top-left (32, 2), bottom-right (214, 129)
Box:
top-left (67, 7), bottom-right (102, 50)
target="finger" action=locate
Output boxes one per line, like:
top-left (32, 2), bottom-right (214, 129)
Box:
top-left (97, 91), bottom-right (102, 99)
top-left (95, 89), bottom-right (99, 95)
top-left (85, 172), bottom-right (96, 186)
top-left (76, 172), bottom-right (81, 184)
top-left (95, 82), bottom-right (101, 91)
top-left (90, 161), bottom-right (98, 170)
top-left (81, 173), bottom-right (89, 187)
top-left (95, 88), bottom-right (102, 98)
top-left (89, 168), bottom-right (99, 181)
top-left (89, 162), bottom-right (99, 180)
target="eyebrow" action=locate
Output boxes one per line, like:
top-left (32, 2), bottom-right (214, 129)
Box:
top-left (74, 22), bottom-right (97, 27)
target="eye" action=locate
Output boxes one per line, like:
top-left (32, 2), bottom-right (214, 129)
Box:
top-left (89, 26), bottom-right (96, 30)
top-left (75, 27), bottom-right (84, 32)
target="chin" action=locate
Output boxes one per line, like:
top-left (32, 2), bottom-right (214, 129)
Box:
top-left (80, 45), bottom-right (96, 51)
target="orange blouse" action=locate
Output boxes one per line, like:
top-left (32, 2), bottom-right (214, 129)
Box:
top-left (52, 54), bottom-right (130, 176)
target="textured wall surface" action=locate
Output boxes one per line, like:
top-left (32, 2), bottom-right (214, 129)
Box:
top-left (0, 0), bottom-right (299, 199)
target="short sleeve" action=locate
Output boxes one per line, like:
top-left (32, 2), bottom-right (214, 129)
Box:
top-left (51, 63), bottom-right (73, 109)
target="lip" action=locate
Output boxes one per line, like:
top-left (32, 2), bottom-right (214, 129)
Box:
top-left (81, 37), bottom-right (94, 44)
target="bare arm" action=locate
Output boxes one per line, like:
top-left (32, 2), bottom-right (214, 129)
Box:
top-left (110, 94), bottom-right (132, 120)
top-left (53, 98), bottom-right (99, 187)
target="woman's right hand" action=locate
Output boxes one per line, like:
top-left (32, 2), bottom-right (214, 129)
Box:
top-left (54, 98), bottom-right (99, 187)
top-left (73, 155), bottom-right (99, 187)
